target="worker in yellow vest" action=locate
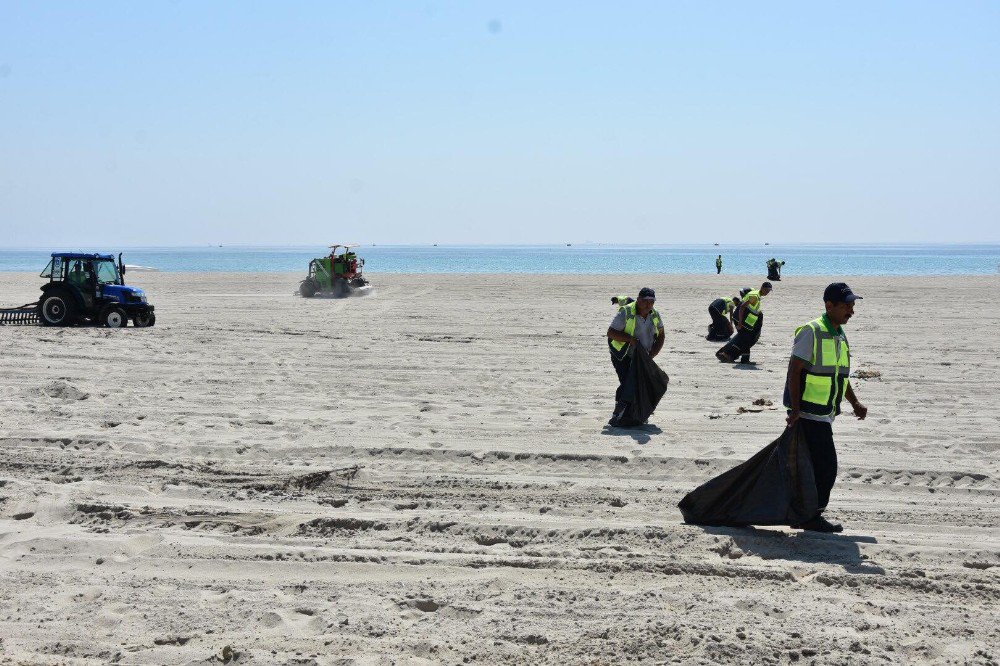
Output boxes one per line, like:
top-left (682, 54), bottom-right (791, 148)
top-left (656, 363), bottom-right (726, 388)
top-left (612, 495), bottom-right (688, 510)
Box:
top-left (717, 281), bottom-right (772, 363)
top-left (706, 295), bottom-right (740, 341)
top-left (783, 283), bottom-right (868, 533)
top-left (607, 287), bottom-right (664, 417)
top-left (611, 294), bottom-right (634, 307)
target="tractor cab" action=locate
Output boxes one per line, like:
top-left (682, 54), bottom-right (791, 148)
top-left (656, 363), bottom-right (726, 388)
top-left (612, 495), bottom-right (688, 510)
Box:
top-left (41, 254), bottom-right (122, 306)
top-left (36, 253), bottom-right (155, 327)
top-left (329, 244), bottom-right (363, 279)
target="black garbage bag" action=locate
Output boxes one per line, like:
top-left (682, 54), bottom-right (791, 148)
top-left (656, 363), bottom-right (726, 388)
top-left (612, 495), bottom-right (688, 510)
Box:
top-left (678, 423), bottom-right (819, 527)
top-left (706, 303), bottom-right (733, 341)
top-left (610, 345), bottom-right (669, 427)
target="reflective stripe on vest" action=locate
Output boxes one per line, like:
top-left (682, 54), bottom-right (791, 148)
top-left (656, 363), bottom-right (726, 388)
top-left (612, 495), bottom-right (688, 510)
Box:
top-left (783, 317), bottom-right (851, 416)
top-left (610, 302), bottom-right (663, 352)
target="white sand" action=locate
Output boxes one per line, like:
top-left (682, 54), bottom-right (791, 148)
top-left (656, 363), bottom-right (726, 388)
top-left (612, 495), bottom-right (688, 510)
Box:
top-left (1, 272), bottom-right (998, 664)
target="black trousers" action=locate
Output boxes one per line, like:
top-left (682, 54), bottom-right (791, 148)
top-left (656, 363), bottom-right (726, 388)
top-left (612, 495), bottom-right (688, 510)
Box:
top-left (800, 418), bottom-right (838, 512)
top-left (717, 312), bottom-right (763, 361)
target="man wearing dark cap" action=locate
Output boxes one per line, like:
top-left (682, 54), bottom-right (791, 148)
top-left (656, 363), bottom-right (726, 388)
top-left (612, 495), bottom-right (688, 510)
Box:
top-left (782, 283), bottom-right (868, 533)
top-left (607, 288), bottom-right (665, 418)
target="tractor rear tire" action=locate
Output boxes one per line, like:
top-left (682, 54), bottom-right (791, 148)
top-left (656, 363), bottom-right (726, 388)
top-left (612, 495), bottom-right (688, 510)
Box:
top-left (38, 293), bottom-right (77, 327)
top-left (101, 306), bottom-right (128, 328)
top-left (133, 311), bottom-right (155, 328)
top-left (299, 280), bottom-right (318, 298)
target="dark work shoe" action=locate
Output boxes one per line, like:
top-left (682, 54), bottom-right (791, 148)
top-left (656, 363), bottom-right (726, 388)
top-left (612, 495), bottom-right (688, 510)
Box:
top-left (794, 516), bottom-right (843, 533)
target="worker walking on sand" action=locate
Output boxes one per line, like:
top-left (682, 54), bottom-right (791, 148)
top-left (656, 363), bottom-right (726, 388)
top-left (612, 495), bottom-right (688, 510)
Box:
top-left (784, 283), bottom-right (868, 532)
top-left (715, 255), bottom-right (723, 274)
top-left (607, 287), bottom-right (664, 419)
top-left (706, 294), bottom-right (740, 341)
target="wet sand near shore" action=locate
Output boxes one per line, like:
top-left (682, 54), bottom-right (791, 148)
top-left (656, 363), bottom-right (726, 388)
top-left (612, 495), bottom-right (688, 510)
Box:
top-left (1, 272), bottom-right (998, 664)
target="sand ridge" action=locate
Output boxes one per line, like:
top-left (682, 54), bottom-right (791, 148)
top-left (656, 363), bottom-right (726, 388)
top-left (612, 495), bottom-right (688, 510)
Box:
top-left (0, 272), bottom-right (998, 664)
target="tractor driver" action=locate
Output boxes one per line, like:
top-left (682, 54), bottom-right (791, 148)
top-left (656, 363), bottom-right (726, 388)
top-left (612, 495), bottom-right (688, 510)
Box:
top-left (68, 261), bottom-right (87, 288)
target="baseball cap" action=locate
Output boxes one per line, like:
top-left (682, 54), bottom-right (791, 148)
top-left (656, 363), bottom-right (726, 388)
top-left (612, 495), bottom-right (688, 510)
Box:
top-left (824, 282), bottom-right (862, 303)
top-left (637, 287), bottom-right (656, 300)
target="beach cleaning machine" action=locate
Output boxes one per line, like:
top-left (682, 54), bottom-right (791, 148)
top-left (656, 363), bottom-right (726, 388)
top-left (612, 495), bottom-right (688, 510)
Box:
top-left (0, 253), bottom-right (155, 327)
top-left (299, 244), bottom-right (372, 297)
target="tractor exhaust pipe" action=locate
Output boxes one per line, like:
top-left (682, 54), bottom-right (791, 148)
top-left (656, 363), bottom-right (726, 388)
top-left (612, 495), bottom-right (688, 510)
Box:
top-left (118, 253), bottom-right (125, 280)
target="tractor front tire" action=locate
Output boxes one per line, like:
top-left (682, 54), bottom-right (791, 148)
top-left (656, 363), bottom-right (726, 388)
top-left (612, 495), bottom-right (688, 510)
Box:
top-left (101, 305), bottom-right (128, 328)
top-left (38, 293), bottom-right (77, 327)
top-left (133, 311), bottom-right (156, 328)
top-left (299, 280), bottom-right (318, 298)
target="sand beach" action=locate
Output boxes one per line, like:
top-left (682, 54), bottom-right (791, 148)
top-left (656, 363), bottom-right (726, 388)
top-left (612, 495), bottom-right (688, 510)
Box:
top-left (1, 271), bottom-right (998, 664)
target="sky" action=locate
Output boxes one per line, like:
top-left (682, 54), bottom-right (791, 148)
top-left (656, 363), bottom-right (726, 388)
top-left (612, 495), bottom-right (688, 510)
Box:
top-left (1, 1), bottom-right (998, 247)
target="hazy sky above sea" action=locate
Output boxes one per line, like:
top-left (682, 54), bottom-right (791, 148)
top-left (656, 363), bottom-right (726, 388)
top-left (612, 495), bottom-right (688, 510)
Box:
top-left (2, 2), bottom-right (998, 247)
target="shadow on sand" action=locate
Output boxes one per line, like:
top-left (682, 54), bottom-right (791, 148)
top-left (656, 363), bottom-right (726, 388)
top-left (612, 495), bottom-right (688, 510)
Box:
top-left (730, 362), bottom-right (763, 371)
top-left (601, 423), bottom-right (663, 445)
top-left (699, 525), bottom-right (884, 573)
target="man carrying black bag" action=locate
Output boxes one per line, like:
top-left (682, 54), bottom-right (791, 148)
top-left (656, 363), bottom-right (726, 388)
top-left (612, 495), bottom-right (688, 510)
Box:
top-left (678, 283), bottom-right (868, 532)
top-left (783, 282), bottom-right (868, 532)
top-left (607, 288), bottom-right (668, 427)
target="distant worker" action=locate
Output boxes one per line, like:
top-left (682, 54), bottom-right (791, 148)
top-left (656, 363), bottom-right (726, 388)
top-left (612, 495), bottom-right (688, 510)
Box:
top-left (611, 294), bottom-right (634, 307)
top-left (783, 283), bottom-right (868, 533)
top-left (715, 255), bottom-right (723, 275)
top-left (766, 258), bottom-right (785, 281)
top-left (706, 295), bottom-right (740, 341)
top-left (607, 288), bottom-right (664, 419)
top-left (716, 281), bottom-right (772, 363)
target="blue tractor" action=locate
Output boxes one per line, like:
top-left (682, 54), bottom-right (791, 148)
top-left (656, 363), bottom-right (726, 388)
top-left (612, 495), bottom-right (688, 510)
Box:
top-left (32, 253), bottom-right (155, 327)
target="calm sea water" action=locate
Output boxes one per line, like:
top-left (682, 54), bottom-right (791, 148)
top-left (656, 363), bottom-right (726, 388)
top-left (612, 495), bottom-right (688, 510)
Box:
top-left (0, 245), bottom-right (998, 275)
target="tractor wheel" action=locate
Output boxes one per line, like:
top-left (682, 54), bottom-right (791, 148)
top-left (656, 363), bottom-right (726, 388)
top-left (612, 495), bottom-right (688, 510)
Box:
top-left (133, 311), bottom-right (155, 328)
top-left (299, 280), bottom-right (318, 298)
top-left (38, 293), bottom-right (77, 327)
top-left (101, 305), bottom-right (128, 328)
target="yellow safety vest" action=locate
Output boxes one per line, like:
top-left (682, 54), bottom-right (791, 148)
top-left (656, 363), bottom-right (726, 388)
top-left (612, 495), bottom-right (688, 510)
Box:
top-left (742, 289), bottom-right (764, 327)
top-left (782, 315), bottom-right (851, 416)
top-left (610, 302), bottom-right (663, 352)
top-left (721, 297), bottom-right (735, 314)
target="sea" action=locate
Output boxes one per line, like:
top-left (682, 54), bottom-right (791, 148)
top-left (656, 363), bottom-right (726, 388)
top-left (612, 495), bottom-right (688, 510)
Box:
top-left (0, 244), bottom-right (998, 276)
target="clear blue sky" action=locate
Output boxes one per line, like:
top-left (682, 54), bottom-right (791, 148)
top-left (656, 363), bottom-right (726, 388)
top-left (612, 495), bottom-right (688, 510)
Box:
top-left (2, 1), bottom-right (998, 246)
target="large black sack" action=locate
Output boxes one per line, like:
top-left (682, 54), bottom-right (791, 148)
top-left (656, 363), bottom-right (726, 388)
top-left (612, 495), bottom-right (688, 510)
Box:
top-left (678, 423), bottom-right (819, 527)
top-left (611, 345), bottom-right (669, 427)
